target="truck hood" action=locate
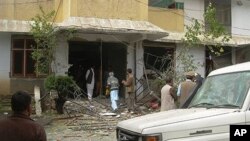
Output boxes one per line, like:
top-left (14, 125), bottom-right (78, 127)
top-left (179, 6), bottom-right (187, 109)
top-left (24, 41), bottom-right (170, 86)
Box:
top-left (117, 108), bottom-right (242, 136)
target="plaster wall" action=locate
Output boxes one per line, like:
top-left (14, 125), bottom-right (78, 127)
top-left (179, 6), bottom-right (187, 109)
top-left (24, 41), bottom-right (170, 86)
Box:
top-left (148, 7), bottom-right (184, 32)
top-left (0, 0), bottom-right (55, 20)
top-left (231, 0), bottom-right (250, 36)
top-left (135, 41), bottom-right (144, 96)
top-left (126, 41), bottom-right (144, 95)
top-left (135, 41), bottom-right (144, 80)
top-left (182, 0), bottom-right (204, 28)
top-left (53, 36), bottom-right (70, 76)
top-left (127, 43), bottom-right (135, 73)
top-left (0, 33), bottom-right (11, 95)
top-left (0, 0), bottom-right (148, 22)
top-left (75, 0), bottom-right (148, 21)
top-left (175, 43), bottom-right (205, 78)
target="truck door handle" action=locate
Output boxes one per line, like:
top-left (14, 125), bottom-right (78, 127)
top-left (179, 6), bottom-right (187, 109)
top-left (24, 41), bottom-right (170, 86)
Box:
top-left (190, 130), bottom-right (212, 135)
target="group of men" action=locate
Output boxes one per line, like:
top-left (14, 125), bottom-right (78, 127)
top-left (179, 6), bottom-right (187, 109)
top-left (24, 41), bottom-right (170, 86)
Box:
top-left (161, 71), bottom-right (203, 111)
top-left (0, 68), bottom-right (203, 140)
top-left (85, 66), bottom-right (136, 113)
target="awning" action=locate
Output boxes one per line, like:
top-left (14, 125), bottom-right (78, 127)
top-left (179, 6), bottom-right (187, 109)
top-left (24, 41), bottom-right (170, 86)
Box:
top-left (228, 36), bottom-right (250, 46)
top-left (156, 32), bottom-right (184, 43)
top-left (56, 17), bottom-right (168, 40)
top-left (0, 19), bottom-right (30, 33)
top-left (157, 32), bottom-right (250, 47)
top-left (0, 18), bottom-right (168, 41)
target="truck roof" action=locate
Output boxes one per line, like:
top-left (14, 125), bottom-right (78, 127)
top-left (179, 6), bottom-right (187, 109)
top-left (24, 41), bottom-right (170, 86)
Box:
top-left (209, 61), bottom-right (250, 76)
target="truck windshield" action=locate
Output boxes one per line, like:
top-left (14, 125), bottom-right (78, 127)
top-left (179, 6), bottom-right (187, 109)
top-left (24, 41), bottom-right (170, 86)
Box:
top-left (189, 71), bottom-right (250, 109)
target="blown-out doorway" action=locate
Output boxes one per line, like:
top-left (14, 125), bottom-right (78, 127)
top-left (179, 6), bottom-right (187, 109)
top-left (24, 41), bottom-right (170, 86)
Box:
top-left (68, 41), bottom-right (127, 98)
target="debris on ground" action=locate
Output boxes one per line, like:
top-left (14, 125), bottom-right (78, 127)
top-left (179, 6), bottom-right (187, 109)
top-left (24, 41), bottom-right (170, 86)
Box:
top-left (42, 96), bottom-right (159, 141)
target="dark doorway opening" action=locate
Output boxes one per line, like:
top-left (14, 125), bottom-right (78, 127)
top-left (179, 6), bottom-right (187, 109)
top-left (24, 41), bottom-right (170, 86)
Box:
top-left (68, 41), bottom-right (127, 98)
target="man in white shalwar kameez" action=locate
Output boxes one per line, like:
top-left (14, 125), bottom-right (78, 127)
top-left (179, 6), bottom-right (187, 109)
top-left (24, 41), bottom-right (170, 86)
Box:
top-left (85, 65), bottom-right (95, 105)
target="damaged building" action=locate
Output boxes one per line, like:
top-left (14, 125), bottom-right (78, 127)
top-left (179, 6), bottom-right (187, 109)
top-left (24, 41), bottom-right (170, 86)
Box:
top-left (1, 0), bottom-right (250, 107)
top-left (0, 0), bottom-right (169, 100)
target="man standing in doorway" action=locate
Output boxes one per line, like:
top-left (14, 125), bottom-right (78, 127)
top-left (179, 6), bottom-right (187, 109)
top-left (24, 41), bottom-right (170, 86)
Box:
top-left (107, 71), bottom-right (119, 112)
top-left (122, 68), bottom-right (135, 114)
top-left (86, 64), bottom-right (95, 106)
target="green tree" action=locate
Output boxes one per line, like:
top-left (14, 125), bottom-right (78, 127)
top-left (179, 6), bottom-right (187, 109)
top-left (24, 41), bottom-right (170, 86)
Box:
top-left (176, 2), bottom-right (231, 81)
top-left (184, 2), bottom-right (231, 55)
top-left (29, 6), bottom-right (56, 76)
top-left (157, 3), bottom-right (231, 89)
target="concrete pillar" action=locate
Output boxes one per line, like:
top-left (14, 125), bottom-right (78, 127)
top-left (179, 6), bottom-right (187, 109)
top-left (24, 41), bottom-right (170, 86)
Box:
top-left (34, 85), bottom-right (42, 116)
top-left (232, 48), bottom-right (236, 64)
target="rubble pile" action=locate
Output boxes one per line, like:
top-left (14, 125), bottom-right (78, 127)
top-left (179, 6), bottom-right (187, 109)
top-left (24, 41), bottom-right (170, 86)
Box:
top-left (45, 96), bottom-right (156, 141)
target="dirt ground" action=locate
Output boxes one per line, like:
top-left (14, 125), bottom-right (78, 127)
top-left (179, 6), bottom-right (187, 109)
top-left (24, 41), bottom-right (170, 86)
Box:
top-left (46, 96), bottom-right (157, 141)
top-left (0, 96), bottom-right (158, 141)
top-left (44, 114), bottom-right (118, 141)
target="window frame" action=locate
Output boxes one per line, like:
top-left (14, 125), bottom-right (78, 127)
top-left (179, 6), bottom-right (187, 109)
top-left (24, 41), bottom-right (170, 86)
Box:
top-left (11, 35), bottom-right (36, 78)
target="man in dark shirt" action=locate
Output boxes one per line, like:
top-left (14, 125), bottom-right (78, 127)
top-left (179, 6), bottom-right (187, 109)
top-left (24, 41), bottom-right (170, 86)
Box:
top-left (0, 91), bottom-right (47, 141)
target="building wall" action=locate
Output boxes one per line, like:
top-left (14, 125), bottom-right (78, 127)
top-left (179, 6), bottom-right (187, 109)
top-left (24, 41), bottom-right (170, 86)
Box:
top-left (10, 78), bottom-right (45, 96)
top-left (0, 33), bottom-right (11, 95)
top-left (148, 7), bottom-right (184, 32)
top-left (0, 0), bottom-right (55, 20)
top-left (183, 0), bottom-right (204, 28)
top-left (53, 0), bottom-right (149, 22)
top-left (53, 36), bottom-right (70, 76)
top-left (174, 0), bottom-right (205, 77)
top-left (175, 43), bottom-right (206, 78)
top-left (231, 0), bottom-right (250, 36)
top-left (127, 43), bottom-right (136, 72)
top-left (0, 0), bottom-right (148, 22)
top-left (75, 0), bottom-right (148, 21)
top-left (0, 0), bottom-right (153, 96)
top-left (0, 33), bottom-right (46, 96)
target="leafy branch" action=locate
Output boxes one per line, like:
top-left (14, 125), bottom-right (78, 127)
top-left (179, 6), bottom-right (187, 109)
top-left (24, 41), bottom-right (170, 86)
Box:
top-left (184, 2), bottom-right (231, 56)
top-left (29, 6), bottom-right (56, 76)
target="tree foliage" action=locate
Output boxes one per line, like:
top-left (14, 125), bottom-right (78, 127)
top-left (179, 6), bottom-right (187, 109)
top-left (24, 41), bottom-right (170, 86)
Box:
top-left (44, 75), bottom-right (75, 98)
top-left (30, 6), bottom-right (56, 76)
top-left (174, 3), bottom-right (230, 86)
top-left (184, 2), bottom-right (231, 55)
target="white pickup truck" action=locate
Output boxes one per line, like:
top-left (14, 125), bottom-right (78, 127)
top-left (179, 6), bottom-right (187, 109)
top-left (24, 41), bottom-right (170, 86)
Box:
top-left (116, 62), bottom-right (250, 141)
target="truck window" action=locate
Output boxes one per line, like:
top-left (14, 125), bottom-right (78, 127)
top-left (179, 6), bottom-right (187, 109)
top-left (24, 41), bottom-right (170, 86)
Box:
top-left (189, 71), bottom-right (250, 109)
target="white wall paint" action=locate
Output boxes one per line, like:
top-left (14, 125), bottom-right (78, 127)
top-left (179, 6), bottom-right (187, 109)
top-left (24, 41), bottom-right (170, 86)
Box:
top-left (53, 36), bottom-right (70, 75)
top-left (135, 41), bottom-right (144, 95)
top-left (0, 33), bottom-right (11, 95)
top-left (183, 0), bottom-right (204, 28)
top-left (175, 43), bottom-right (205, 78)
top-left (0, 33), bottom-right (11, 78)
top-left (127, 43), bottom-right (135, 71)
top-left (175, 0), bottom-right (205, 78)
top-left (231, 1), bottom-right (250, 36)
top-left (135, 41), bottom-right (144, 80)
